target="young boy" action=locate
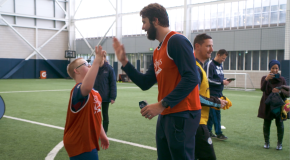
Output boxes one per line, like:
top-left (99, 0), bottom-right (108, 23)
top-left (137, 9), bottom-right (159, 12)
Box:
top-left (64, 45), bottom-right (109, 160)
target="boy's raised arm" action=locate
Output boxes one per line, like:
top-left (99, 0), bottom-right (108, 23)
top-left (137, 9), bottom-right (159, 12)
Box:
top-left (81, 45), bottom-right (104, 96)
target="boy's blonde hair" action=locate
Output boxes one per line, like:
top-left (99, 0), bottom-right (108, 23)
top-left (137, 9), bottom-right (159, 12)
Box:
top-left (67, 58), bottom-right (83, 79)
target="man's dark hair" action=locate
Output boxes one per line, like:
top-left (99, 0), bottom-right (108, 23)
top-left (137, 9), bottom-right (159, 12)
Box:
top-left (217, 49), bottom-right (228, 56)
top-left (193, 33), bottom-right (212, 49)
top-left (140, 3), bottom-right (169, 27)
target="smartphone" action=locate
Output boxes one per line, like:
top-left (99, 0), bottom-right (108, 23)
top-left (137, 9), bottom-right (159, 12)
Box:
top-left (139, 101), bottom-right (148, 109)
top-left (226, 78), bottom-right (235, 81)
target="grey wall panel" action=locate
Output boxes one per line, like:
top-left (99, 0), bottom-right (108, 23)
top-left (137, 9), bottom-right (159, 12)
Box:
top-left (76, 40), bottom-right (90, 54)
top-left (104, 38), bottom-right (114, 53)
top-left (80, 40), bottom-right (91, 54)
top-left (76, 27), bottom-right (286, 56)
top-left (17, 17), bottom-right (35, 27)
top-left (122, 37), bottom-right (136, 53)
top-left (261, 27), bottom-right (285, 50)
top-left (234, 29), bottom-right (261, 50)
top-left (1, 15), bottom-right (14, 24)
top-left (38, 29), bottom-right (68, 59)
top-left (37, 19), bottom-right (54, 28)
top-left (55, 2), bottom-right (66, 18)
top-left (87, 39), bottom-right (95, 49)
top-left (0, 26), bottom-right (35, 58)
top-left (151, 39), bottom-right (159, 49)
top-left (210, 31), bottom-right (235, 51)
top-left (76, 40), bottom-right (83, 54)
top-left (55, 21), bottom-right (65, 29)
top-left (0, 0), bottom-right (14, 12)
top-left (15, 0), bottom-right (34, 15)
top-left (36, 0), bottom-right (54, 17)
top-left (135, 36), bottom-right (152, 52)
top-left (191, 33), bottom-right (199, 44)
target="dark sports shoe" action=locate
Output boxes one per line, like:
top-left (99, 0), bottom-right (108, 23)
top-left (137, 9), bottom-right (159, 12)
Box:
top-left (209, 132), bottom-right (217, 138)
top-left (217, 134), bottom-right (228, 140)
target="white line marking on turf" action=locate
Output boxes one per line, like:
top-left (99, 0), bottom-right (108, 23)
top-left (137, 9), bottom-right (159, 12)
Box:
top-left (45, 141), bottom-right (64, 160)
top-left (4, 115), bottom-right (64, 130)
top-left (0, 87), bottom-right (145, 94)
top-left (3, 115), bottom-right (156, 160)
top-left (0, 89), bottom-right (71, 94)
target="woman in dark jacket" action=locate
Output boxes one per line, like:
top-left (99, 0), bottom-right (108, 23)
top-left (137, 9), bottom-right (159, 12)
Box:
top-left (93, 51), bottom-right (117, 134)
top-left (258, 60), bottom-right (286, 150)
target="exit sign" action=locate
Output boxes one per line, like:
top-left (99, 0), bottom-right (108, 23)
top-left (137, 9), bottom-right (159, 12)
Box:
top-left (150, 48), bottom-right (154, 51)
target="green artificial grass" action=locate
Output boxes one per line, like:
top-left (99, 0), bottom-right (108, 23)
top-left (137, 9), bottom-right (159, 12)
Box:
top-left (0, 79), bottom-right (289, 160)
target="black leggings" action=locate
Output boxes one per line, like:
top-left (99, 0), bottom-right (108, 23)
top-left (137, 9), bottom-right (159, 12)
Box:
top-left (102, 102), bottom-right (110, 133)
top-left (263, 117), bottom-right (284, 144)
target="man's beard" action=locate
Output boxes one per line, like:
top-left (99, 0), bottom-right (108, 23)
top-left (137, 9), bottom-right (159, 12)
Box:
top-left (147, 22), bottom-right (157, 40)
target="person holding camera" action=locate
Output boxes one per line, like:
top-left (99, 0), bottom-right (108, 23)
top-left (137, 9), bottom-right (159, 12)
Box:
top-left (258, 60), bottom-right (287, 150)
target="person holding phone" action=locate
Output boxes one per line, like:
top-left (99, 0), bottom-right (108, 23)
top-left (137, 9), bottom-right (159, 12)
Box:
top-left (258, 60), bottom-right (287, 150)
top-left (205, 49), bottom-right (230, 140)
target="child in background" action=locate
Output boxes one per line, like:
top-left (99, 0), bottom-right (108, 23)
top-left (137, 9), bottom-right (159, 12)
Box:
top-left (64, 45), bottom-right (109, 160)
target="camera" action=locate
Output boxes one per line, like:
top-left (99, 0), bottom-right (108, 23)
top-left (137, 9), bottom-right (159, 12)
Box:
top-left (271, 73), bottom-right (280, 79)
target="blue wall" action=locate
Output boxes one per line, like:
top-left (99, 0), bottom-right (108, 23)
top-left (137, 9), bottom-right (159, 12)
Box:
top-left (0, 58), bottom-right (69, 79)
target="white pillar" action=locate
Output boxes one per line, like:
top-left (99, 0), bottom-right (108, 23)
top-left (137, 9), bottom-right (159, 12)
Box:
top-left (183, 0), bottom-right (192, 41)
top-left (284, 0), bottom-right (290, 60)
top-left (116, 0), bottom-right (122, 74)
top-left (68, 0), bottom-right (76, 57)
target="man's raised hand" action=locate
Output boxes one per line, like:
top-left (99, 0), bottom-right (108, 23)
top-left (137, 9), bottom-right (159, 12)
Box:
top-left (113, 38), bottom-right (128, 66)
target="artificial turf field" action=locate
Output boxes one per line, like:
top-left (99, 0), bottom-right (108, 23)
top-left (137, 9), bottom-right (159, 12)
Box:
top-left (0, 79), bottom-right (289, 160)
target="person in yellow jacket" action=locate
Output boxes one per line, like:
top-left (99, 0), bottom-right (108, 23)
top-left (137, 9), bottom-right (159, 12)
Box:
top-left (193, 33), bottom-right (228, 160)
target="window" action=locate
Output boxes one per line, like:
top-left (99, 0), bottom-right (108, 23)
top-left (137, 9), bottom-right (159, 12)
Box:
top-left (269, 50), bottom-right (276, 61)
top-left (246, 0), bottom-right (254, 26)
top-left (211, 4), bottom-right (217, 30)
top-left (192, 7), bottom-right (199, 32)
top-left (217, 3), bottom-right (224, 29)
top-left (239, 1), bottom-right (246, 27)
top-left (211, 52), bottom-right (216, 59)
top-left (140, 54), bottom-right (144, 68)
top-left (262, 0), bottom-right (270, 26)
top-left (199, 6), bottom-right (205, 30)
top-left (277, 50), bottom-right (284, 62)
top-left (146, 55), bottom-right (153, 70)
top-left (254, 0), bottom-right (262, 26)
top-left (260, 51), bottom-right (267, 70)
top-left (107, 54), bottom-right (115, 67)
top-left (224, 53), bottom-right (230, 70)
top-left (231, 51), bottom-right (237, 70)
top-left (237, 51), bottom-right (244, 70)
top-left (270, 0), bottom-right (278, 24)
top-left (252, 51), bottom-right (259, 70)
top-left (128, 54), bottom-right (136, 67)
top-left (224, 3), bottom-right (231, 28)
top-left (205, 5), bottom-right (211, 30)
top-left (279, 0), bottom-right (287, 24)
top-left (231, 2), bottom-right (239, 28)
top-left (245, 51), bottom-right (251, 70)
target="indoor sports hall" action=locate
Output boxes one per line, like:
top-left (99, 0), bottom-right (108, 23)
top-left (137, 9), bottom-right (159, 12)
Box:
top-left (0, 0), bottom-right (289, 160)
